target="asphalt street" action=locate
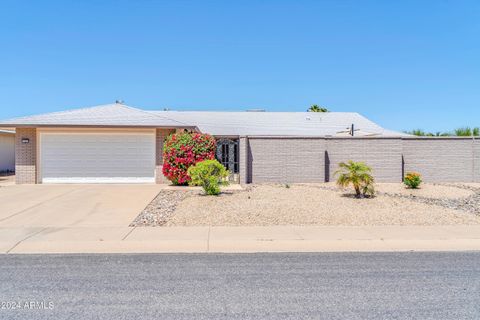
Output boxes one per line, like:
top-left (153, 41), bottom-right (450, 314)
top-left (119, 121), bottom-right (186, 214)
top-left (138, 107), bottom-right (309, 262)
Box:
top-left (1, 252), bottom-right (479, 320)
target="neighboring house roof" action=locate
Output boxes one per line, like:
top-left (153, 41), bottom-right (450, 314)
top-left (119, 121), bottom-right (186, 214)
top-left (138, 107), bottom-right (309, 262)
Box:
top-left (0, 104), bottom-right (194, 129)
top-left (150, 111), bottom-right (407, 137)
top-left (0, 103), bottom-right (406, 137)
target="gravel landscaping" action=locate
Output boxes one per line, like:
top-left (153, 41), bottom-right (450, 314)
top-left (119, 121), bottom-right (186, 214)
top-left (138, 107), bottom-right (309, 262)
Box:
top-left (375, 183), bottom-right (475, 199)
top-left (378, 183), bottom-right (480, 216)
top-left (131, 183), bottom-right (480, 227)
top-left (129, 190), bottom-right (197, 226)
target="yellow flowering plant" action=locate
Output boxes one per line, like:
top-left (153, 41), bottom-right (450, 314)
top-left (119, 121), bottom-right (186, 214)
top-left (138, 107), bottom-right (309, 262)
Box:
top-left (404, 172), bottom-right (422, 189)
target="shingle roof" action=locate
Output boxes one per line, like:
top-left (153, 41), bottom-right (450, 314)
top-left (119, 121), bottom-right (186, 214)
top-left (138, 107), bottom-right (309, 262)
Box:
top-left (0, 103), bottom-right (406, 137)
top-left (0, 104), bottom-right (193, 128)
top-left (150, 111), bottom-right (407, 137)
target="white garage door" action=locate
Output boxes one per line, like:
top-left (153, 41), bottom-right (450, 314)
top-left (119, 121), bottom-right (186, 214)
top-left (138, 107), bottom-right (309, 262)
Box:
top-left (40, 132), bottom-right (155, 183)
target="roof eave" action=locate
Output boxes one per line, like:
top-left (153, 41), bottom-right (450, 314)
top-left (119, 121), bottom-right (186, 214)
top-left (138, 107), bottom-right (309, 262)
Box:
top-left (0, 124), bottom-right (198, 129)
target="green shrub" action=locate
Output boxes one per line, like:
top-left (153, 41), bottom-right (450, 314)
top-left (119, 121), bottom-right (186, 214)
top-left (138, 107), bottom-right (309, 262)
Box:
top-left (187, 159), bottom-right (229, 195)
top-left (334, 161), bottom-right (375, 198)
top-left (404, 172), bottom-right (422, 189)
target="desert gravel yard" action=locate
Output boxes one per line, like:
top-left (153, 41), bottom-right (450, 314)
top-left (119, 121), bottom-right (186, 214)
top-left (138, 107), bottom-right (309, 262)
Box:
top-left (374, 183), bottom-right (474, 199)
top-left (131, 183), bottom-right (480, 227)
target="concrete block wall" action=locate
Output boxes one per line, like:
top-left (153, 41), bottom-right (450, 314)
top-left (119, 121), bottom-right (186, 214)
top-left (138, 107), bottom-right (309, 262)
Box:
top-left (474, 139), bottom-right (480, 182)
top-left (402, 138), bottom-right (474, 182)
top-left (248, 138), bottom-right (326, 183)
top-left (242, 136), bottom-right (479, 184)
top-left (326, 138), bottom-right (403, 182)
top-left (10, 130), bottom-right (480, 185)
top-left (155, 128), bottom-right (175, 184)
top-left (15, 128), bottom-right (37, 184)
top-left (239, 137), bottom-right (249, 184)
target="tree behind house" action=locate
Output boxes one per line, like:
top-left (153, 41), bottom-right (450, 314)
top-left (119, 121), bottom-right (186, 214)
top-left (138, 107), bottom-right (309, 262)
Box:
top-left (405, 127), bottom-right (479, 137)
top-left (308, 105), bottom-right (328, 112)
top-left (454, 127), bottom-right (480, 136)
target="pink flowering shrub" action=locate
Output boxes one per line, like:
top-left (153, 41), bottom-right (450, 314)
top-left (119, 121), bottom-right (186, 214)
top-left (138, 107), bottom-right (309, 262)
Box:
top-left (162, 132), bottom-right (216, 185)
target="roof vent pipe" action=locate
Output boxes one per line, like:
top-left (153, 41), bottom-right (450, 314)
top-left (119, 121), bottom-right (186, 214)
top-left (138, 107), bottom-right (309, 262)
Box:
top-left (115, 100), bottom-right (124, 104)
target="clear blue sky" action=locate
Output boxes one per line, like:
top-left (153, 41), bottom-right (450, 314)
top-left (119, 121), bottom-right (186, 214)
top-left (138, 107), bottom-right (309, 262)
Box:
top-left (1, 0), bottom-right (479, 132)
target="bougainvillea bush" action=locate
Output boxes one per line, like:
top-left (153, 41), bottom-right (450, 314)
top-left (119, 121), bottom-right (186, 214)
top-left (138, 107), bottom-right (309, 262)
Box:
top-left (162, 132), bottom-right (216, 185)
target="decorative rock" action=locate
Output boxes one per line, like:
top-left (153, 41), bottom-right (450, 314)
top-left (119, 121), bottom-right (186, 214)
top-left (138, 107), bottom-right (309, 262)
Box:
top-left (378, 183), bottom-right (480, 216)
top-left (130, 190), bottom-right (197, 227)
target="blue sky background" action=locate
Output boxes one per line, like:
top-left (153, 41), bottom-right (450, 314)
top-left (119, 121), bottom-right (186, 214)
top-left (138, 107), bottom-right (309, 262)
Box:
top-left (0, 0), bottom-right (479, 132)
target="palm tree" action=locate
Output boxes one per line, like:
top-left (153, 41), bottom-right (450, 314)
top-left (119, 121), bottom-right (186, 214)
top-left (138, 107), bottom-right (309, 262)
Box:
top-left (334, 161), bottom-right (375, 198)
top-left (406, 127), bottom-right (480, 137)
top-left (454, 127), bottom-right (473, 136)
top-left (308, 104), bottom-right (328, 112)
top-left (454, 127), bottom-right (480, 136)
top-left (405, 129), bottom-right (451, 137)
top-left (406, 129), bottom-right (428, 136)
top-left (436, 131), bottom-right (452, 137)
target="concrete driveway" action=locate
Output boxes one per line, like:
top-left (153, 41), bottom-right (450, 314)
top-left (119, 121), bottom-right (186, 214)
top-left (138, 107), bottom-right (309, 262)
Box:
top-left (0, 184), bottom-right (162, 253)
top-left (0, 184), bottom-right (161, 228)
top-left (0, 174), bottom-right (15, 186)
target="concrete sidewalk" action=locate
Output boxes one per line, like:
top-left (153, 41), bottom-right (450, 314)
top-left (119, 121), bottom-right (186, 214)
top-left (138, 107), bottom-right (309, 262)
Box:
top-left (2, 225), bottom-right (480, 254)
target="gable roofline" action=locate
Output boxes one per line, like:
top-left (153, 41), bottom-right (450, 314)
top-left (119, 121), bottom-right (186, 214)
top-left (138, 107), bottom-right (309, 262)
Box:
top-left (0, 103), bottom-right (404, 137)
top-left (1, 103), bottom-right (116, 123)
top-left (149, 110), bottom-right (407, 137)
top-left (115, 103), bottom-right (193, 127)
top-left (0, 103), bottom-right (197, 129)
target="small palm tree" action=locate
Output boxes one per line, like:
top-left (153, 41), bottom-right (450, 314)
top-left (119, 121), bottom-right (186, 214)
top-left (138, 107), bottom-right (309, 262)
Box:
top-left (308, 104), bottom-right (328, 112)
top-left (335, 161), bottom-right (375, 198)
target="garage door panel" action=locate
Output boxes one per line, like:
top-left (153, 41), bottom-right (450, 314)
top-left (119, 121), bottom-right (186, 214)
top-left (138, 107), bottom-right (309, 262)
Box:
top-left (40, 133), bottom-right (155, 183)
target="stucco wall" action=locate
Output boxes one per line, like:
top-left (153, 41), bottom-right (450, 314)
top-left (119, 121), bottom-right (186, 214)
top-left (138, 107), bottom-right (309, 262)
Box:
top-left (326, 138), bottom-right (403, 182)
top-left (402, 138), bottom-right (474, 182)
top-left (0, 133), bottom-right (15, 172)
top-left (249, 138), bottom-right (326, 183)
top-left (15, 128), bottom-right (37, 184)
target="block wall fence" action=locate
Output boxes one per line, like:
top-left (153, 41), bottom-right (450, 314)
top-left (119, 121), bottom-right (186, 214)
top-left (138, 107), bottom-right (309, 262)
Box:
top-left (239, 136), bottom-right (480, 184)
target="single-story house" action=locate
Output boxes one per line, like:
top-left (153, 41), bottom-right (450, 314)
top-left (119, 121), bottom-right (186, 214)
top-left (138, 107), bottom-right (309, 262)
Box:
top-left (0, 129), bottom-right (15, 172)
top-left (0, 102), bottom-right (408, 184)
top-left (1, 102), bottom-right (478, 184)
